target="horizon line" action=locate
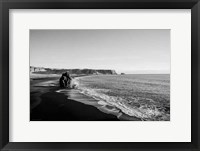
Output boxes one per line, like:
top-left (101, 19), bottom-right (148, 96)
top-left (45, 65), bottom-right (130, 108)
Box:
top-left (30, 66), bottom-right (170, 74)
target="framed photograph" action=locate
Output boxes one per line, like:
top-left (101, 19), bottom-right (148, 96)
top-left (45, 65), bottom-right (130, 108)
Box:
top-left (0, 0), bottom-right (199, 150)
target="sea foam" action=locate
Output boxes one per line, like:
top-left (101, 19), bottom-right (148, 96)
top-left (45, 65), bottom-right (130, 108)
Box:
top-left (74, 75), bottom-right (170, 121)
top-left (76, 86), bottom-right (168, 121)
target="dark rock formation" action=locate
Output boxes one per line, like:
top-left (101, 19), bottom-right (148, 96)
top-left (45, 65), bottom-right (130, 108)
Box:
top-left (59, 72), bottom-right (72, 88)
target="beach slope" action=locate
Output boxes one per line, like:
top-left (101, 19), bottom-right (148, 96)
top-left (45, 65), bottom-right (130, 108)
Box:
top-left (30, 77), bottom-right (119, 121)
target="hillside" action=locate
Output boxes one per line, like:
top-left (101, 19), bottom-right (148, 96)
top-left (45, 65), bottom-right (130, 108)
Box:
top-left (30, 66), bottom-right (117, 75)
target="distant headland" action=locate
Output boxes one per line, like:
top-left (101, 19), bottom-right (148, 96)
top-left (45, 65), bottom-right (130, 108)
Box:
top-left (30, 66), bottom-right (117, 75)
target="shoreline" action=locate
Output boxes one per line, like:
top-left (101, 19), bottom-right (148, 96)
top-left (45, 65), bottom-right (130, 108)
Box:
top-left (31, 89), bottom-right (120, 121)
top-left (56, 88), bottom-right (141, 121)
top-left (72, 76), bottom-right (141, 121)
top-left (30, 74), bottom-right (141, 121)
top-left (30, 76), bottom-right (120, 121)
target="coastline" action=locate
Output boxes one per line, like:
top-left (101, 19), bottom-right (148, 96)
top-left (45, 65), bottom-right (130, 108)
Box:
top-left (30, 74), bottom-right (119, 121)
top-left (73, 75), bottom-right (142, 121)
top-left (31, 89), bottom-right (119, 121)
top-left (30, 74), bottom-right (141, 121)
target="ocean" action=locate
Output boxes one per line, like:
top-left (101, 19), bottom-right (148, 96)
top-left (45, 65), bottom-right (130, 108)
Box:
top-left (74, 74), bottom-right (170, 121)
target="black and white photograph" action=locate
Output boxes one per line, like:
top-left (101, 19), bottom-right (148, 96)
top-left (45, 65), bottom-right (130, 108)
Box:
top-left (30, 29), bottom-right (170, 121)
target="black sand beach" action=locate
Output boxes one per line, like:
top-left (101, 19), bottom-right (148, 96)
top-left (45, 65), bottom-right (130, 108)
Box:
top-left (30, 77), bottom-right (120, 121)
top-left (30, 75), bottom-right (142, 121)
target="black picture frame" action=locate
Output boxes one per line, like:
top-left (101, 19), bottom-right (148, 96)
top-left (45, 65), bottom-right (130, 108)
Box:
top-left (0, 0), bottom-right (199, 151)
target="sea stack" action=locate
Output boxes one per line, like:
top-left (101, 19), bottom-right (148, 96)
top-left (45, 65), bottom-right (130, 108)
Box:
top-left (59, 72), bottom-right (72, 88)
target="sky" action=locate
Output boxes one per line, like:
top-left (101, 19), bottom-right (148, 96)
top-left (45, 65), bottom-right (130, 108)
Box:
top-left (30, 29), bottom-right (170, 74)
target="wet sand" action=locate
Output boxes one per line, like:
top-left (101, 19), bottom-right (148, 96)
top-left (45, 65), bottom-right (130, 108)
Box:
top-left (30, 78), bottom-right (119, 121)
top-left (30, 77), bottom-right (141, 121)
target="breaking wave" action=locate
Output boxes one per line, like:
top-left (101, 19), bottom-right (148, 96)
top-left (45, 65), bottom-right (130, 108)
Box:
top-left (73, 77), bottom-right (169, 121)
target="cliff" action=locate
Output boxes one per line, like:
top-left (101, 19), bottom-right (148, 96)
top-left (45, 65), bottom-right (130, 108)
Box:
top-left (30, 66), bottom-right (117, 75)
